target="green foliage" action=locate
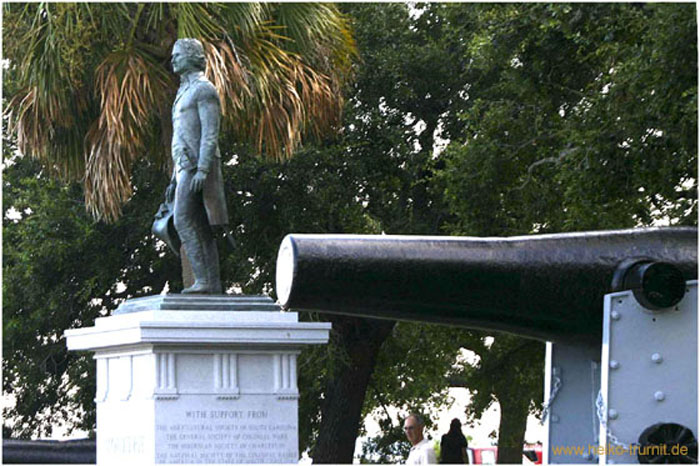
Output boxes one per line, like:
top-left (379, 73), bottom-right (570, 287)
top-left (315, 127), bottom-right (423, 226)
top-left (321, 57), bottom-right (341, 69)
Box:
top-left (359, 416), bottom-right (410, 464)
top-left (2, 138), bottom-right (180, 438)
top-left (437, 3), bottom-right (697, 235)
top-left (368, 323), bottom-right (465, 411)
top-left (217, 141), bottom-right (384, 295)
top-left (454, 337), bottom-right (544, 427)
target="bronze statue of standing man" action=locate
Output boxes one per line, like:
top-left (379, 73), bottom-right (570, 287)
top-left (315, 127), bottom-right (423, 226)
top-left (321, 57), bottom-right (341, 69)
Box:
top-left (161, 38), bottom-right (229, 294)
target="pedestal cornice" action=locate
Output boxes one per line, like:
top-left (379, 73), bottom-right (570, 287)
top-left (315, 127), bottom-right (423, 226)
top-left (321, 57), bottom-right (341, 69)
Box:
top-left (64, 295), bottom-right (331, 351)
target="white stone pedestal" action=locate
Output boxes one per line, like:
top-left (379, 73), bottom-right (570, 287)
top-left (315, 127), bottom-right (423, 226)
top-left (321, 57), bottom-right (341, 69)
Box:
top-left (64, 295), bottom-right (331, 465)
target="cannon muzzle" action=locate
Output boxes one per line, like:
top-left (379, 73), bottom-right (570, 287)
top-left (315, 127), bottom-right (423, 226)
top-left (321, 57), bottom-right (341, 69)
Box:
top-left (275, 227), bottom-right (697, 343)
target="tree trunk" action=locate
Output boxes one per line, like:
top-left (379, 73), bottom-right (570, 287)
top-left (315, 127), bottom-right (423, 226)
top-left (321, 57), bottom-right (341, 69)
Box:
top-left (312, 316), bottom-right (395, 463)
top-left (495, 392), bottom-right (529, 464)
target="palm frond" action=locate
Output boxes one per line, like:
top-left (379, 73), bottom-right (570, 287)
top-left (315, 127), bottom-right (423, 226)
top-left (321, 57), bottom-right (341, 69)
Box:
top-left (224, 28), bottom-right (338, 160)
top-left (235, 10), bottom-right (357, 160)
top-left (86, 48), bottom-right (172, 221)
top-left (200, 2), bottom-right (354, 160)
top-left (219, 3), bottom-right (266, 39)
top-left (204, 40), bottom-right (251, 118)
top-left (176, 3), bottom-right (223, 39)
top-left (144, 3), bottom-right (166, 31)
top-left (84, 122), bottom-right (133, 222)
top-left (7, 88), bottom-right (87, 179)
top-left (271, 3), bottom-right (357, 75)
top-left (5, 3), bottom-right (94, 179)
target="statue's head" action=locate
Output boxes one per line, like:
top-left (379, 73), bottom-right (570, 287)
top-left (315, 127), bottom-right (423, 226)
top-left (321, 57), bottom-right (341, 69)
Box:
top-left (171, 38), bottom-right (206, 74)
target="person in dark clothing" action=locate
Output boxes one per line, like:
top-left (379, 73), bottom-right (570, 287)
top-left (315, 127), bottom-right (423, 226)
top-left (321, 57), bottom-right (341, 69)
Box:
top-left (440, 418), bottom-right (469, 464)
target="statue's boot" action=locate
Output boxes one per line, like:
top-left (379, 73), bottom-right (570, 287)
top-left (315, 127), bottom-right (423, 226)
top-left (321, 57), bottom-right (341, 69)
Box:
top-left (182, 281), bottom-right (213, 294)
top-left (202, 231), bottom-right (222, 294)
top-left (180, 232), bottom-right (215, 294)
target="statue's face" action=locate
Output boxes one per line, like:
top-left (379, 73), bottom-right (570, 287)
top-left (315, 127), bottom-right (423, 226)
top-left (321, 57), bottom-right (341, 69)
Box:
top-left (171, 44), bottom-right (194, 75)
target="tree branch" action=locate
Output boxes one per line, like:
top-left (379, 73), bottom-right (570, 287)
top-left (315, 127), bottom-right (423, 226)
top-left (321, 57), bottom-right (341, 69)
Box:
top-left (516, 145), bottom-right (578, 191)
top-left (371, 383), bottom-right (398, 428)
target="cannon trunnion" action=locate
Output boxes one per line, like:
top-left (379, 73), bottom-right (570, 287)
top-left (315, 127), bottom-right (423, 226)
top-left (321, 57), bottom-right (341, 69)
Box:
top-left (276, 227), bottom-right (697, 343)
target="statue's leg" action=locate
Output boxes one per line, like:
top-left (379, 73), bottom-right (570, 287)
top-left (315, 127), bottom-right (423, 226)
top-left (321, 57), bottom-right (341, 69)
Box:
top-left (174, 171), bottom-right (214, 294)
top-left (201, 224), bottom-right (222, 294)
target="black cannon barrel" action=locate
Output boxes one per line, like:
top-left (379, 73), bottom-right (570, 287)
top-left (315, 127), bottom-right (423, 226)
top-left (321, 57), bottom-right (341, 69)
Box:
top-left (275, 227), bottom-right (697, 343)
top-left (2, 439), bottom-right (96, 464)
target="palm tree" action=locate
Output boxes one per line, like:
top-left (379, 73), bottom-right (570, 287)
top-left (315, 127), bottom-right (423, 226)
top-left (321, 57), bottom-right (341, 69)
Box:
top-left (4, 3), bottom-right (356, 222)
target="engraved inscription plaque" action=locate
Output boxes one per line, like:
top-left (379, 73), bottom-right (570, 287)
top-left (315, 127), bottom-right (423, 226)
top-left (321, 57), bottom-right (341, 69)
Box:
top-left (154, 396), bottom-right (298, 464)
